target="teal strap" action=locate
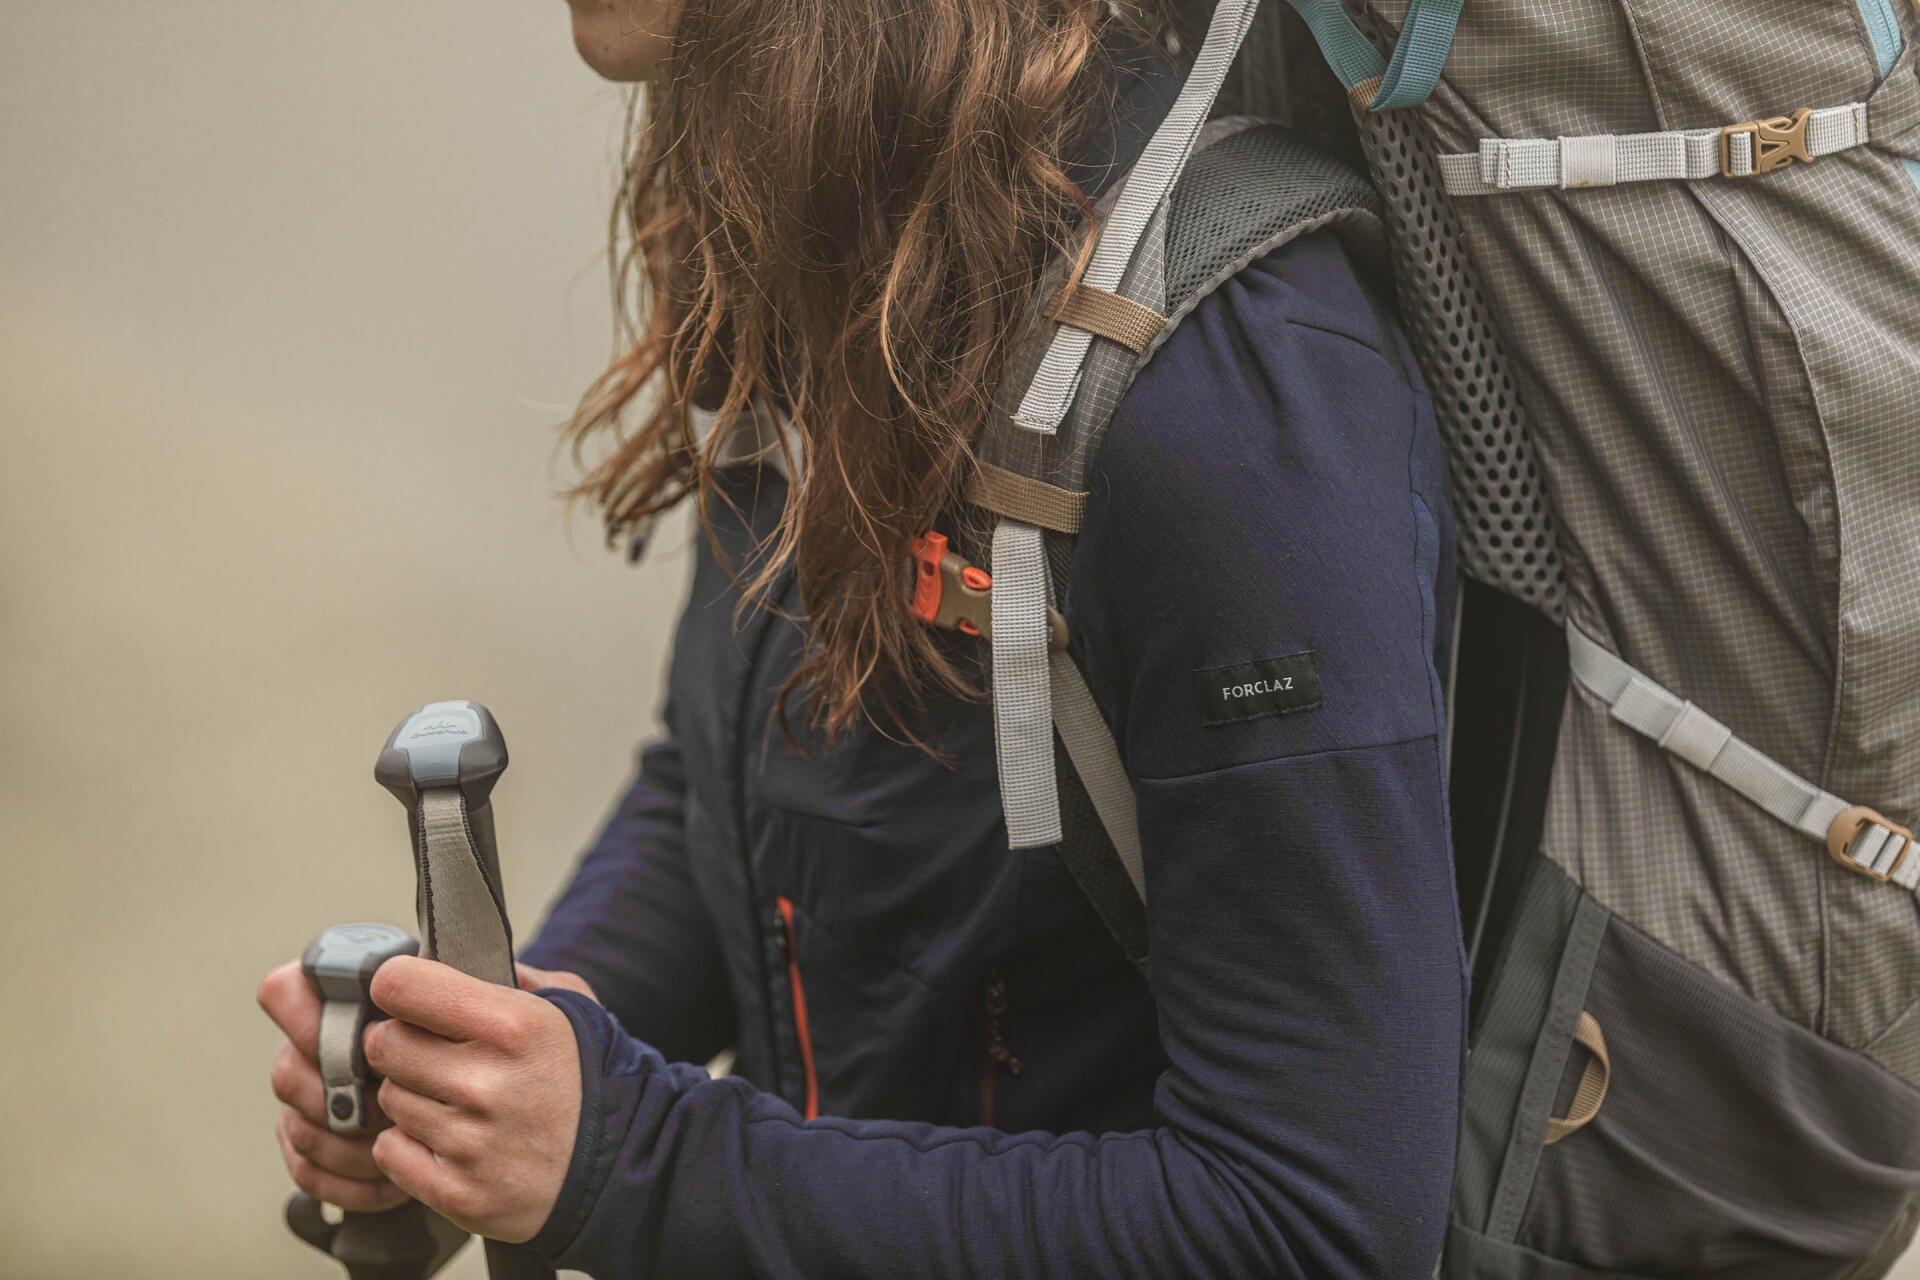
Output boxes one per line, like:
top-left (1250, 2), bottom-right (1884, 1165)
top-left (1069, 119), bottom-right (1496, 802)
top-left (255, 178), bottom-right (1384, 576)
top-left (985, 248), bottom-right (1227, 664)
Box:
top-left (1280, 0), bottom-right (1458, 112)
top-left (1279, 0), bottom-right (1387, 93)
top-left (1856, 0), bottom-right (1902, 76)
top-left (1368, 0), bottom-right (1464, 111)
top-left (1848, 0), bottom-right (1920, 197)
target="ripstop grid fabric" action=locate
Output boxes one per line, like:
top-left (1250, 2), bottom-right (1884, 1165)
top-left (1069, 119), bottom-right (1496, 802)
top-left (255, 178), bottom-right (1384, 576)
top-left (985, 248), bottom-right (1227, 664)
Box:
top-left (1357, 0), bottom-right (1920, 1051)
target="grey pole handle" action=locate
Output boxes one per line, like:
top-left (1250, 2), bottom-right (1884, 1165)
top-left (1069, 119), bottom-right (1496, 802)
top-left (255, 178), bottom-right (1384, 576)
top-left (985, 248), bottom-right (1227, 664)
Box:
top-left (375, 701), bottom-right (556, 1280)
top-left (285, 924), bottom-right (469, 1280)
top-left (304, 923), bottom-right (418, 1133)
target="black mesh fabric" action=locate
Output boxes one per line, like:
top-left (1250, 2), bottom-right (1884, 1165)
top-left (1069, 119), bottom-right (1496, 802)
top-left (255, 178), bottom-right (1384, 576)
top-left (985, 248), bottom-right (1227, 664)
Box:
top-left (1350, 105), bottom-right (1566, 618)
top-left (1165, 124), bottom-right (1384, 305)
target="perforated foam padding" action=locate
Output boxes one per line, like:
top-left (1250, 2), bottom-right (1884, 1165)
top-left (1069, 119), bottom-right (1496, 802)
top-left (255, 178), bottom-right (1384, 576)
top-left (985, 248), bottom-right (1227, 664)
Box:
top-left (1352, 107), bottom-right (1566, 618)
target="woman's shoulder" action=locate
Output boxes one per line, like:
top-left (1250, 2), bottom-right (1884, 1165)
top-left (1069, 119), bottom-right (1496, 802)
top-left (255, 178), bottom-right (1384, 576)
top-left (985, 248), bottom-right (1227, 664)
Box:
top-left (1093, 227), bottom-right (1435, 537)
top-left (1065, 228), bottom-right (1451, 776)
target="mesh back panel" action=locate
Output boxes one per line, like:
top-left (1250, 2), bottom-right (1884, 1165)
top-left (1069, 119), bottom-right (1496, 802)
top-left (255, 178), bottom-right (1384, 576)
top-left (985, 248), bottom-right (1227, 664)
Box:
top-left (1351, 107), bottom-right (1566, 618)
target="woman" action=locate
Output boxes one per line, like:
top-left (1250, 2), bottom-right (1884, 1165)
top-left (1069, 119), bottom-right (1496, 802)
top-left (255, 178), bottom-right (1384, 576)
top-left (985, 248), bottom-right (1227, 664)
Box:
top-left (258, 1), bottom-right (1466, 1275)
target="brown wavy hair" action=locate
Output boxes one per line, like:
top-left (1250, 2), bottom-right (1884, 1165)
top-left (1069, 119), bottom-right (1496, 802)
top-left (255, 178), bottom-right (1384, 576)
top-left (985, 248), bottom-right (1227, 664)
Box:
top-left (566, 0), bottom-right (1173, 746)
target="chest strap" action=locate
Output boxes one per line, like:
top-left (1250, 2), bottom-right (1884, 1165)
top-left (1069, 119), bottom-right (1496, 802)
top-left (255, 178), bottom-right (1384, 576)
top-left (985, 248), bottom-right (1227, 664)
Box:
top-left (1566, 624), bottom-right (1916, 890)
top-left (1440, 101), bottom-right (1871, 195)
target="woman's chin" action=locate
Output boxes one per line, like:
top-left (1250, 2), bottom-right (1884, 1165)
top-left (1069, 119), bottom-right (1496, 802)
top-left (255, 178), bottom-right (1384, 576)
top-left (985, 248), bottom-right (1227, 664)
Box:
top-left (569, 4), bottom-right (668, 82)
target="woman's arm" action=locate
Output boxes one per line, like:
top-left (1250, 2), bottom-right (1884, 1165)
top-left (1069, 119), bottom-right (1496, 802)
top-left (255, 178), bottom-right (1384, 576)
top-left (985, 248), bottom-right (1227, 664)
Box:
top-left (517, 231), bottom-right (1467, 1280)
top-left (521, 732), bottom-right (737, 1067)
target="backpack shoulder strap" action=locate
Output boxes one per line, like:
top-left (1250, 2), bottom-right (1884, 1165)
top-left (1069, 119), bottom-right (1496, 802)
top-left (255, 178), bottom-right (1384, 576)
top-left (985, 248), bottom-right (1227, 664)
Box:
top-left (972, 119), bottom-right (1384, 532)
top-left (964, 121), bottom-right (1385, 958)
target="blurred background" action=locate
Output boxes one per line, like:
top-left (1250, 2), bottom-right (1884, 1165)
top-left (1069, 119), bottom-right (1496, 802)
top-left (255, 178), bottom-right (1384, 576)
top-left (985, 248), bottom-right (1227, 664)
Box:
top-left (1, 3), bottom-right (682, 1275)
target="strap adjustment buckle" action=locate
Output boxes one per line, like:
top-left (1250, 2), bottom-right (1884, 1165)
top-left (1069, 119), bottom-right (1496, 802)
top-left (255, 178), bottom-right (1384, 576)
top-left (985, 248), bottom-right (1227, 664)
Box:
top-left (1826, 805), bottom-right (1914, 883)
top-left (907, 532), bottom-right (1067, 650)
top-left (1721, 107), bottom-right (1814, 178)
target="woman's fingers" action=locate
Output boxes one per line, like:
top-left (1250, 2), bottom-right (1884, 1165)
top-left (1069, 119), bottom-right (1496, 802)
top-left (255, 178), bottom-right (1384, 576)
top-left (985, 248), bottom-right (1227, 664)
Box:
top-left (372, 1125), bottom-right (464, 1226)
top-left (257, 959), bottom-right (322, 1060)
top-left (270, 1037), bottom-right (332, 1129)
top-left (362, 1019), bottom-right (463, 1106)
top-left (370, 957), bottom-right (504, 1042)
top-left (277, 1105), bottom-right (387, 1181)
top-left (376, 1078), bottom-right (469, 1158)
top-left (276, 1109), bottom-right (408, 1213)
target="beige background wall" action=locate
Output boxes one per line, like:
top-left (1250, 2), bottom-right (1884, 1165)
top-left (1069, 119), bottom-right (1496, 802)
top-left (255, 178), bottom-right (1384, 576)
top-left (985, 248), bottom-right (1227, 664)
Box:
top-left (1, 3), bottom-right (681, 1276)
top-left (6, 4), bottom-right (1919, 1280)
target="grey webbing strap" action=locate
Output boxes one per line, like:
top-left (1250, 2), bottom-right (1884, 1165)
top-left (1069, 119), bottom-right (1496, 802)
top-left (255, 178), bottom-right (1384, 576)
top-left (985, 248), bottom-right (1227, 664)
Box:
top-left (316, 1000), bottom-right (368, 1133)
top-left (1566, 623), bottom-right (1918, 890)
top-left (416, 787), bottom-right (518, 987)
top-left (992, 520), bottom-right (1063, 847)
top-left (1440, 103), bottom-right (1870, 195)
top-left (1010, 0), bottom-right (1260, 435)
top-left (1050, 651), bottom-right (1145, 900)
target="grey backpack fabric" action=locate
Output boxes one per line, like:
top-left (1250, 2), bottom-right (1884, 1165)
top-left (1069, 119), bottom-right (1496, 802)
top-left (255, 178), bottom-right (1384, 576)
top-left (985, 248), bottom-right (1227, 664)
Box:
top-left (976, 2), bottom-right (1920, 1275)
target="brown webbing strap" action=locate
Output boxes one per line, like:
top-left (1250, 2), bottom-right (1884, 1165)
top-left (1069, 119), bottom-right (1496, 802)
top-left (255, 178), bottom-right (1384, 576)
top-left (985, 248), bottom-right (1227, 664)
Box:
top-left (968, 462), bottom-right (1088, 534)
top-left (1543, 1011), bottom-right (1612, 1144)
top-left (1347, 75), bottom-right (1384, 112)
top-left (1045, 281), bottom-right (1168, 354)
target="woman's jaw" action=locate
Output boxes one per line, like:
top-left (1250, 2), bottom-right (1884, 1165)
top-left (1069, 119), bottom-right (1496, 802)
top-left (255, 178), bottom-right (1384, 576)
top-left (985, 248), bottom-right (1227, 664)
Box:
top-left (565, 0), bottom-right (674, 81)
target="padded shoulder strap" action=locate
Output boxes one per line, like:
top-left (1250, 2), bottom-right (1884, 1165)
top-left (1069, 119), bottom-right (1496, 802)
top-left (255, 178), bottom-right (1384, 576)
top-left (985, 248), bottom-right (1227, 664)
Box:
top-left (970, 121), bottom-right (1386, 950)
top-left (972, 119), bottom-right (1383, 528)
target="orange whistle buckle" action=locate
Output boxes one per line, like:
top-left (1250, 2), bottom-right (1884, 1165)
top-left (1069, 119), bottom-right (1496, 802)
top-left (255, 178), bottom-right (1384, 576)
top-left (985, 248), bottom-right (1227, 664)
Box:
top-left (907, 532), bottom-right (1067, 649)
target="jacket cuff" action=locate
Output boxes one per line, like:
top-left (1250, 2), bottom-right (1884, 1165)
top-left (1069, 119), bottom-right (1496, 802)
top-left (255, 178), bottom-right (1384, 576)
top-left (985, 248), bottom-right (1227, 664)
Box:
top-left (526, 988), bottom-right (642, 1262)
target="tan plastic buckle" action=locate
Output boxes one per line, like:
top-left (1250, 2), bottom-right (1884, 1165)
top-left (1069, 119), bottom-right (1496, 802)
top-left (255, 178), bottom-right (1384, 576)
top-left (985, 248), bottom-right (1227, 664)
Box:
top-left (1825, 805), bottom-right (1914, 883)
top-left (907, 533), bottom-right (1067, 651)
top-left (1721, 108), bottom-right (1814, 179)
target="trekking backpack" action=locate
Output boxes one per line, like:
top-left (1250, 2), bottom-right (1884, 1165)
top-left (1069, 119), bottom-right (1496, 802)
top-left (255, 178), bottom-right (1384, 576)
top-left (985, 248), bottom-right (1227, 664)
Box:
top-left (928, 1), bottom-right (1920, 1275)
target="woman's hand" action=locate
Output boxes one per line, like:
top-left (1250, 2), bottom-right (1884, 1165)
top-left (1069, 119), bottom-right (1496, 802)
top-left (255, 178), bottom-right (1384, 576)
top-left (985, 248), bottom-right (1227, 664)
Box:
top-left (258, 961), bottom-right (410, 1213)
top-left (363, 957), bottom-right (585, 1244)
top-left (259, 955), bottom-right (597, 1227)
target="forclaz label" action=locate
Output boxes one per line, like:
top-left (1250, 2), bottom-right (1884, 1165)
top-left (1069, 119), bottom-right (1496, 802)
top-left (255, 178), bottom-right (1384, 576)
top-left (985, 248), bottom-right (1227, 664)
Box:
top-left (1193, 651), bottom-right (1323, 726)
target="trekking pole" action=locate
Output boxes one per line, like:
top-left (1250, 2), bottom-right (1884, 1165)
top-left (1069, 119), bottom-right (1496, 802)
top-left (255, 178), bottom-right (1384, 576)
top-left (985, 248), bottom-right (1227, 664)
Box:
top-left (373, 700), bottom-right (557, 1280)
top-left (284, 923), bottom-right (470, 1280)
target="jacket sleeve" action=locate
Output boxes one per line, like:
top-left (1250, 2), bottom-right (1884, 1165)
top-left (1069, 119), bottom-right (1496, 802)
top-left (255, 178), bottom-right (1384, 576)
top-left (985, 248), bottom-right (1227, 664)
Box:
top-left (520, 732), bottom-right (737, 1067)
top-left (527, 231), bottom-right (1467, 1280)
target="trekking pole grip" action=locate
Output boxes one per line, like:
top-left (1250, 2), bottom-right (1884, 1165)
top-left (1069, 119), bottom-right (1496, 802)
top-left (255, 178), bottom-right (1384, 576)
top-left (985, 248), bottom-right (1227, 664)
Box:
top-left (376, 701), bottom-right (557, 1280)
top-left (284, 923), bottom-right (469, 1280)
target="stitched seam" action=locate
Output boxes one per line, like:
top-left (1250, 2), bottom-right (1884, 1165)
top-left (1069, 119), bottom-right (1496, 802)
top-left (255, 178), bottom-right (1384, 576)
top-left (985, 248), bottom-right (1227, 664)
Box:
top-left (1133, 731), bottom-right (1440, 784)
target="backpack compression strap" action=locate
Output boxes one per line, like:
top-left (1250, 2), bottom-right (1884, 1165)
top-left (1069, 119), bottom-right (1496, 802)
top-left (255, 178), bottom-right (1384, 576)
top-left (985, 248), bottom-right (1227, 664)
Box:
top-left (1567, 625), bottom-right (1918, 891)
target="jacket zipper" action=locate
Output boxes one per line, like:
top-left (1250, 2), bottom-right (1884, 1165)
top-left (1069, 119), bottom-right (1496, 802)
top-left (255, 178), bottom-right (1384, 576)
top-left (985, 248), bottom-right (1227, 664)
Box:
top-left (775, 896), bottom-right (819, 1120)
top-left (978, 971), bottom-right (1022, 1128)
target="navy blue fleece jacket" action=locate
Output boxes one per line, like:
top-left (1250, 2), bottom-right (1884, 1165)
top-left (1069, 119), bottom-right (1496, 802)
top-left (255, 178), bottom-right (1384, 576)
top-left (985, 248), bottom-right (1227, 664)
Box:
top-left (517, 222), bottom-right (1466, 1278)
